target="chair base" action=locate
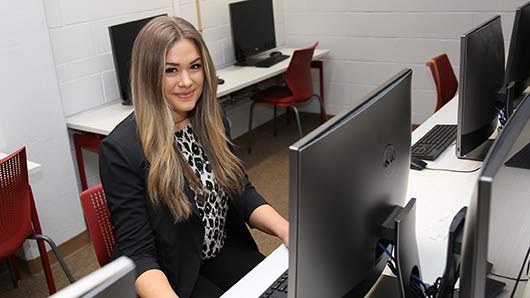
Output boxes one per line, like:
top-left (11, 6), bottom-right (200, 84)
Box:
top-left (248, 95), bottom-right (325, 153)
top-left (6, 256), bottom-right (20, 288)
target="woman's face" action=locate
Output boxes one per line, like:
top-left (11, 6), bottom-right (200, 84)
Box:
top-left (163, 38), bottom-right (205, 124)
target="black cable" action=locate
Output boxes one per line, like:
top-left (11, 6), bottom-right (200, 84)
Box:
top-left (424, 277), bottom-right (442, 297)
top-left (425, 166), bottom-right (482, 173)
top-left (510, 244), bottom-right (530, 298)
top-left (527, 257), bottom-right (530, 278)
top-left (490, 272), bottom-right (529, 282)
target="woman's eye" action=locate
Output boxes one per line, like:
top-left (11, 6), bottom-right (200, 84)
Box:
top-left (191, 63), bottom-right (202, 70)
top-left (165, 68), bottom-right (177, 74)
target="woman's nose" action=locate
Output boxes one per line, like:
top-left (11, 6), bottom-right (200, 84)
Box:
top-left (178, 71), bottom-right (192, 88)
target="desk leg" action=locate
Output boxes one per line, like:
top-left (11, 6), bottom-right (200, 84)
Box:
top-left (73, 133), bottom-right (104, 191)
top-left (311, 60), bottom-right (326, 124)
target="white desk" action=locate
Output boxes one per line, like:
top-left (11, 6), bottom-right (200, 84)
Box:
top-left (65, 48), bottom-right (329, 136)
top-left (0, 152), bottom-right (41, 175)
top-left (221, 97), bottom-right (483, 297)
top-left (65, 48), bottom-right (329, 190)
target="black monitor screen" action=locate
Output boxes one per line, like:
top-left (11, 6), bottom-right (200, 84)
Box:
top-left (460, 94), bottom-right (530, 297)
top-left (289, 69), bottom-right (412, 297)
top-left (457, 15), bottom-right (505, 161)
top-left (108, 14), bottom-right (166, 105)
top-left (505, 1), bottom-right (530, 101)
top-left (229, 0), bottom-right (276, 62)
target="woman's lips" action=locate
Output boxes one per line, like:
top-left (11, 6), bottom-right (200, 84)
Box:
top-left (175, 91), bottom-right (194, 98)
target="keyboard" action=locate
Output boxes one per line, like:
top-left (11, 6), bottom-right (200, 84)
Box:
top-left (505, 142), bottom-right (530, 169)
top-left (411, 124), bottom-right (457, 161)
top-left (259, 269), bottom-right (288, 298)
top-left (254, 54), bottom-right (290, 68)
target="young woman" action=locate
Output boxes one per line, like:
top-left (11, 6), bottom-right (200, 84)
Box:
top-left (99, 16), bottom-right (288, 298)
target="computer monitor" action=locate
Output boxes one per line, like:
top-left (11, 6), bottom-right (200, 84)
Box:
top-left (289, 69), bottom-right (417, 297)
top-left (503, 1), bottom-right (530, 117)
top-left (460, 93), bottom-right (530, 297)
top-left (456, 15), bottom-right (505, 161)
top-left (437, 206), bottom-right (467, 298)
top-left (229, 0), bottom-right (276, 66)
top-left (108, 14), bottom-right (167, 105)
top-left (49, 256), bottom-right (136, 298)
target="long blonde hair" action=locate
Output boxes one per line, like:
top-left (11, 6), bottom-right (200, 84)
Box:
top-left (130, 16), bottom-right (245, 221)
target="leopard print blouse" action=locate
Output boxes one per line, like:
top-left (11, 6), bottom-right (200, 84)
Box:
top-left (175, 123), bottom-right (229, 261)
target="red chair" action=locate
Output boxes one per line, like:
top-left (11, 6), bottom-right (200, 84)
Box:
top-left (80, 184), bottom-right (115, 267)
top-left (0, 147), bottom-right (75, 294)
top-left (426, 53), bottom-right (458, 112)
top-left (249, 42), bottom-right (326, 140)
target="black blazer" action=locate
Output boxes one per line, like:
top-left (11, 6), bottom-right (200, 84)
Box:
top-left (99, 113), bottom-right (267, 297)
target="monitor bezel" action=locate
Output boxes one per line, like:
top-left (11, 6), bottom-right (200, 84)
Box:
top-left (456, 15), bottom-right (505, 161)
top-left (228, 0), bottom-right (277, 63)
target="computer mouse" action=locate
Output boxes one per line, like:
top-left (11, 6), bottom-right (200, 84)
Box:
top-left (410, 157), bottom-right (427, 171)
top-left (270, 51), bottom-right (282, 57)
top-left (217, 77), bottom-right (225, 85)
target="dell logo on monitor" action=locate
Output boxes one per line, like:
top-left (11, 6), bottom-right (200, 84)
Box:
top-left (383, 144), bottom-right (396, 177)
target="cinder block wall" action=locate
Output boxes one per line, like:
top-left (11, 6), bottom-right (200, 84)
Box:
top-left (283, 0), bottom-right (525, 124)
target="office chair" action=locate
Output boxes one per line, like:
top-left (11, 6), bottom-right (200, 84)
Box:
top-left (426, 53), bottom-right (458, 112)
top-left (248, 42), bottom-right (326, 141)
top-left (80, 184), bottom-right (115, 267)
top-left (0, 147), bottom-right (75, 294)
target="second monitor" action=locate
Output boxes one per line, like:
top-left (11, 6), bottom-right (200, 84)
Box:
top-left (229, 0), bottom-right (286, 67)
top-left (289, 68), bottom-right (419, 297)
top-left (456, 15), bottom-right (505, 161)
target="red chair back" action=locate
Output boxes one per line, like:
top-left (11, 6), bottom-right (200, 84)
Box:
top-left (80, 184), bottom-right (115, 267)
top-left (0, 147), bottom-right (34, 257)
top-left (285, 42), bottom-right (319, 101)
top-left (426, 53), bottom-right (458, 112)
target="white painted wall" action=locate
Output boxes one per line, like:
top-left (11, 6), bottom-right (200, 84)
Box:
top-left (179, 0), bottom-right (286, 69)
top-left (44, 0), bottom-right (179, 117)
top-left (283, 0), bottom-right (529, 124)
top-left (0, 0), bottom-right (85, 259)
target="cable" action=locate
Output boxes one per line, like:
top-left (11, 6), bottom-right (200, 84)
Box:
top-left (378, 243), bottom-right (435, 297)
top-left (411, 273), bottom-right (428, 289)
top-left (425, 166), bottom-right (482, 173)
top-left (378, 242), bottom-right (396, 261)
top-left (511, 244), bottom-right (530, 298)
top-left (424, 277), bottom-right (442, 297)
top-left (496, 105), bottom-right (508, 126)
top-left (490, 272), bottom-right (529, 282)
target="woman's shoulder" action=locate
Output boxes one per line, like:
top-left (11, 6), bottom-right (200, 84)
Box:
top-left (101, 112), bottom-right (144, 159)
top-left (105, 112), bottom-right (139, 144)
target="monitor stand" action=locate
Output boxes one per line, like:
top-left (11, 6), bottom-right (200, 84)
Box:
top-left (379, 198), bottom-right (422, 298)
top-left (437, 207), bottom-right (467, 298)
top-left (450, 277), bottom-right (506, 298)
top-left (122, 98), bottom-right (132, 106)
top-left (234, 55), bottom-right (267, 67)
top-left (435, 208), bottom-right (506, 298)
top-left (459, 139), bottom-right (496, 161)
top-left (367, 274), bottom-right (401, 297)
top-left (505, 81), bottom-right (516, 119)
